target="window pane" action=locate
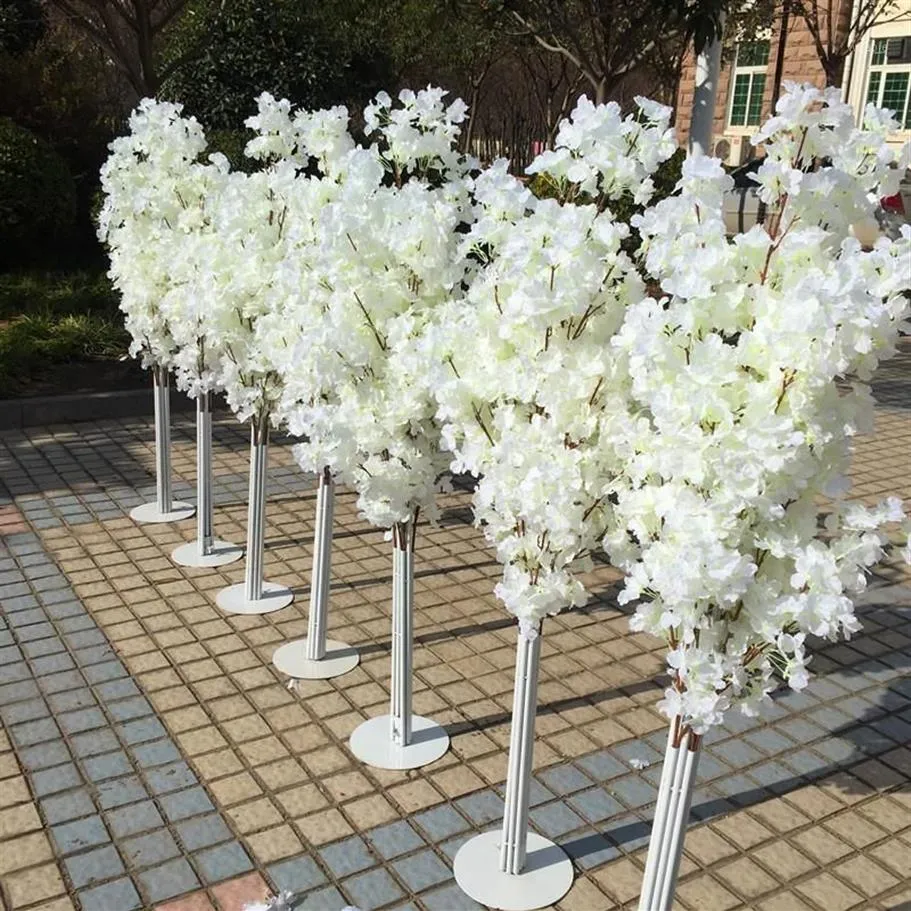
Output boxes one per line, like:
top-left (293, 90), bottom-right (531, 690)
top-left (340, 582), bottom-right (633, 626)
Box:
top-left (872, 38), bottom-right (887, 66)
top-left (747, 74), bottom-right (766, 125)
top-left (905, 89), bottom-right (911, 129)
top-left (885, 37), bottom-right (911, 64)
top-left (730, 74), bottom-right (750, 126)
top-left (866, 70), bottom-right (882, 105)
top-left (882, 71), bottom-right (910, 116)
top-left (738, 39), bottom-right (770, 67)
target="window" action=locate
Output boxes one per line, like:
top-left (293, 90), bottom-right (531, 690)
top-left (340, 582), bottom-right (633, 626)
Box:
top-left (728, 39), bottom-right (770, 128)
top-left (865, 36), bottom-right (911, 130)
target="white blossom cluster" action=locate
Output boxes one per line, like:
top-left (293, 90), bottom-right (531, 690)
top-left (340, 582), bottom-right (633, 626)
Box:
top-left (102, 83), bottom-right (910, 733)
top-left (256, 88), bottom-right (476, 528)
top-left (604, 84), bottom-right (911, 731)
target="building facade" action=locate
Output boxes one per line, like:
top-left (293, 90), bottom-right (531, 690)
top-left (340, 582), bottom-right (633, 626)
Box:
top-left (674, 0), bottom-right (911, 163)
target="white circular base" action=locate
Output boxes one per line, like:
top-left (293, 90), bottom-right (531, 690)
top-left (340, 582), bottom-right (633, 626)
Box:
top-left (453, 831), bottom-right (574, 911)
top-left (172, 539), bottom-right (244, 568)
top-left (130, 501), bottom-right (196, 524)
top-left (216, 582), bottom-right (293, 615)
top-left (272, 639), bottom-right (359, 680)
top-left (349, 715), bottom-right (450, 770)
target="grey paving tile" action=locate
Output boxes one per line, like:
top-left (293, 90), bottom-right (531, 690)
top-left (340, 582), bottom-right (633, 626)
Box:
top-left (175, 813), bottom-right (233, 851)
top-left (122, 830), bottom-right (181, 869)
top-left (744, 727), bottom-right (796, 755)
top-left (576, 749), bottom-right (628, 781)
top-left (52, 815), bottom-right (110, 855)
top-left (84, 660), bottom-right (128, 684)
top-left (160, 786), bottom-right (215, 822)
top-left (537, 764), bottom-right (594, 797)
top-left (17, 739), bottom-right (71, 771)
top-left (564, 828), bottom-right (622, 869)
top-left (144, 761), bottom-right (197, 795)
top-left (610, 775), bottom-right (658, 809)
top-left (65, 843), bottom-right (125, 888)
top-left (31, 653), bottom-right (76, 676)
top-left (365, 821), bottom-right (425, 860)
top-left (78, 878), bottom-right (142, 911)
top-left (107, 695), bottom-right (153, 722)
top-left (420, 884), bottom-right (484, 911)
top-left (82, 751), bottom-right (133, 783)
top-left (41, 788), bottom-right (96, 824)
top-left (96, 678), bottom-right (141, 702)
top-left (58, 707), bottom-right (107, 735)
top-left (777, 717), bottom-right (827, 744)
top-left (0, 662), bottom-right (30, 685)
top-left (37, 669), bottom-right (85, 694)
top-left (96, 775), bottom-right (148, 809)
top-left (0, 679), bottom-right (39, 704)
top-left (712, 739), bottom-right (763, 768)
top-left (319, 836), bottom-right (375, 878)
top-left (747, 760), bottom-right (800, 790)
top-left (131, 739), bottom-right (181, 769)
top-left (193, 840), bottom-right (253, 884)
top-left (10, 716), bottom-right (59, 747)
top-left (781, 748), bottom-right (829, 777)
top-left (607, 814), bottom-right (651, 851)
top-left (47, 688), bottom-right (96, 714)
top-left (106, 800), bottom-right (165, 839)
top-left (528, 800), bottom-right (586, 838)
top-left (567, 787), bottom-right (624, 823)
top-left (295, 886), bottom-right (348, 911)
top-left (71, 728), bottom-right (120, 758)
top-left (413, 805), bottom-right (471, 842)
top-left (393, 848), bottom-right (452, 893)
top-left (267, 855), bottom-right (327, 894)
top-left (0, 697), bottom-right (49, 726)
top-left (344, 867), bottom-right (405, 908)
top-left (455, 789), bottom-right (504, 826)
top-left (32, 761), bottom-right (82, 796)
top-left (118, 716), bottom-right (167, 746)
top-left (137, 857), bottom-right (199, 903)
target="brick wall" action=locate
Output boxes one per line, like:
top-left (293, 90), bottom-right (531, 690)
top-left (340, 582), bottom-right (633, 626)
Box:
top-left (674, 3), bottom-right (853, 148)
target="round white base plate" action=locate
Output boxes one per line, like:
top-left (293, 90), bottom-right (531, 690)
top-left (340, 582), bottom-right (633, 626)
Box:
top-left (349, 715), bottom-right (450, 770)
top-left (216, 581), bottom-right (293, 615)
top-left (272, 639), bottom-right (360, 680)
top-left (453, 831), bottom-right (574, 911)
top-left (172, 539), bottom-right (244, 568)
top-left (130, 501), bottom-right (196, 524)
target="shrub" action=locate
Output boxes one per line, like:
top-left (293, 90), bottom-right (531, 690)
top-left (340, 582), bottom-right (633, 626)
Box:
top-left (0, 119), bottom-right (77, 266)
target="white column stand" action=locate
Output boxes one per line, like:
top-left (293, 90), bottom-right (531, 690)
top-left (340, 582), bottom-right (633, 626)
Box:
top-left (273, 468), bottom-right (359, 678)
top-left (638, 718), bottom-right (702, 911)
top-left (349, 518), bottom-right (449, 769)
top-left (216, 417), bottom-right (293, 615)
top-left (454, 622), bottom-right (573, 910)
top-left (173, 391), bottom-right (243, 567)
top-left (131, 365), bottom-right (195, 524)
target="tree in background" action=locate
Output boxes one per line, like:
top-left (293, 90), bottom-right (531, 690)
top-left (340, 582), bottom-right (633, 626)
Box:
top-left (788, 0), bottom-right (904, 86)
top-left (45, 0), bottom-right (192, 97)
top-left (0, 0), bottom-right (45, 54)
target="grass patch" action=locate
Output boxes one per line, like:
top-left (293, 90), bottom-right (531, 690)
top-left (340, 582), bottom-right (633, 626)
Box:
top-left (0, 269), bottom-right (128, 396)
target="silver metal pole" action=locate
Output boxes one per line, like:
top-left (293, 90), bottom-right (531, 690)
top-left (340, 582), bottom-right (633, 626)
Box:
top-left (197, 392), bottom-right (214, 557)
top-left (499, 621), bottom-right (542, 875)
top-left (390, 521), bottom-right (414, 748)
top-left (153, 365), bottom-right (172, 513)
top-left (306, 468), bottom-right (334, 661)
top-left (245, 418), bottom-right (269, 602)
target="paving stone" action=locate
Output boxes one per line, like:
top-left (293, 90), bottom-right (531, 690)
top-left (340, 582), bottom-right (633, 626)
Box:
top-left (41, 788), bottom-right (96, 824)
top-left (420, 884), bottom-right (484, 911)
top-left (537, 763), bottom-right (594, 796)
top-left (610, 775), bottom-right (658, 809)
top-left (713, 739), bottom-right (764, 768)
top-left (567, 787), bottom-right (625, 823)
top-left (122, 829), bottom-right (181, 869)
top-left (413, 805), bottom-right (470, 841)
top-left (71, 728), bottom-right (120, 758)
top-left (176, 813), bottom-right (233, 851)
top-left (58, 707), bottom-right (107, 735)
top-left (344, 867), bottom-right (405, 908)
top-left (0, 679), bottom-right (39, 704)
top-left (10, 716), bottom-right (59, 747)
top-left (392, 849), bottom-right (451, 892)
top-left (365, 821), bottom-right (425, 860)
top-left (576, 749), bottom-right (630, 781)
top-left (193, 840), bottom-right (254, 883)
top-left (528, 800), bottom-right (586, 838)
top-left (145, 760), bottom-right (198, 795)
top-left (160, 786), bottom-right (215, 822)
top-left (65, 843), bottom-right (125, 888)
top-left (78, 877), bottom-right (142, 911)
top-left (267, 855), bottom-right (327, 893)
top-left (563, 829), bottom-right (622, 869)
top-left (82, 751), bottom-right (133, 783)
top-left (118, 716), bottom-right (168, 745)
top-left (95, 678), bottom-right (141, 702)
top-left (96, 775), bottom-right (148, 809)
top-left (319, 836), bottom-right (375, 878)
top-left (131, 739), bottom-right (182, 769)
top-left (294, 886), bottom-right (348, 911)
top-left (0, 697), bottom-right (49, 726)
top-left (107, 696), bottom-right (153, 722)
top-left (17, 738), bottom-right (71, 771)
top-left (455, 789), bottom-right (505, 825)
top-left (52, 815), bottom-right (110, 855)
top-left (31, 761), bottom-right (82, 796)
top-left (84, 660), bottom-right (128, 684)
top-left (138, 857), bottom-right (200, 903)
top-left (106, 800), bottom-right (165, 839)
top-left (48, 688), bottom-right (96, 714)
top-left (38, 669), bottom-right (85, 695)
top-left (31, 653), bottom-right (76, 676)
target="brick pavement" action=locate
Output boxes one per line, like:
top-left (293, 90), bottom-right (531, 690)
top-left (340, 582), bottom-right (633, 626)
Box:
top-left (0, 352), bottom-right (910, 911)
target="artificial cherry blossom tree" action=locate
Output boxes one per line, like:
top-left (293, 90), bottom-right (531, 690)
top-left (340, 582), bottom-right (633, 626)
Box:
top-left (99, 100), bottom-right (195, 526)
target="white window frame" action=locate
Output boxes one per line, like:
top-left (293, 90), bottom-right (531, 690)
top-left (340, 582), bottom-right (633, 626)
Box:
top-left (727, 39), bottom-right (771, 134)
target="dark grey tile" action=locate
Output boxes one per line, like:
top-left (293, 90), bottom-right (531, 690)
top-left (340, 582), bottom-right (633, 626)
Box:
top-left (528, 801), bottom-right (586, 838)
top-left (576, 750), bottom-right (628, 782)
top-left (41, 788), bottom-right (96, 824)
top-left (144, 761), bottom-right (197, 796)
top-left (96, 775), bottom-right (148, 810)
top-left (159, 786), bottom-right (214, 822)
top-left (78, 878), bottom-right (141, 911)
top-left (267, 855), bottom-right (327, 894)
top-left (18, 739), bottom-right (71, 771)
top-left (391, 849), bottom-right (451, 892)
top-left (537, 764), bottom-right (594, 796)
top-left (137, 857), bottom-right (199, 903)
top-left (567, 787), bottom-right (624, 823)
top-left (59, 707), bottom-right (107, 735)
top-left (82, 751), bottom-right (133, 783)
top-left (64, 844), bottom-right (124, 889)
top-left (122, 830), bottom-right (180, 869)
top-left (455, 790), bottom-right (504, 826)
top-left (105, 800), bottom-right (165, 839)
top-left (413, 805), bottom-right (470, 842)
top-left (175, 814), bottom-right (232, 851)
top-left (193, 841), bottom-right (253, 884)
top-left (366, 821), bottom-right (424, 860)
top-left (32, 761), bottom-right (82, 796)
top-left (52, 815), bottom-right (110, 855)
top-left (343, 868), bottom-right (404, 908)
top-left (319, 836), bottom-right (375, 878)
top-left (131, 739), bottom-right (181, 769)
top-left (71, 729), bottom-right (120, 758)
